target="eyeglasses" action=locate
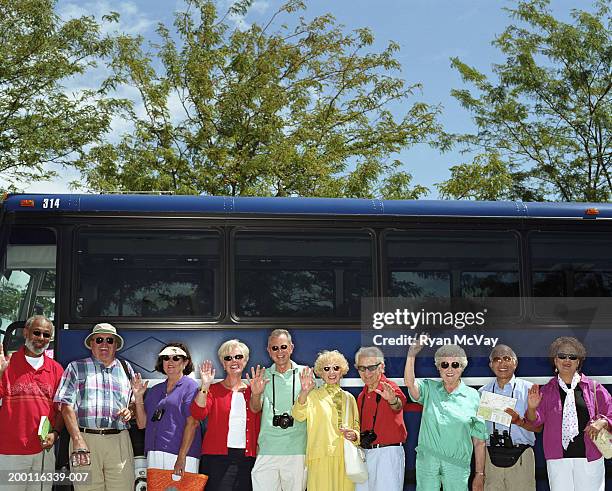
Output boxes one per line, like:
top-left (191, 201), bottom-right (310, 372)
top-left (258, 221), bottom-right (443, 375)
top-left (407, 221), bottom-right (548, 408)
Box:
top-left (356, 363), bottom-right (381, 373)
top-left (323, 366), bottom-right (341, 372)
top-left (440, 361), bottom-right (461, 369)
top-left (223, 354), bottom-right (244, 361)
top-left (161, 355), bottom-right (185, 362)
top-left (557, 353), bottom-right (578, 361)
top-left (95, 337), bottom-right (115, 345)
top-left (31, 330), bottom-right (51, 339)
top-left (270, 344), bottom-right (288, 352)
top-left (492, 355), bottom-right (513, 363)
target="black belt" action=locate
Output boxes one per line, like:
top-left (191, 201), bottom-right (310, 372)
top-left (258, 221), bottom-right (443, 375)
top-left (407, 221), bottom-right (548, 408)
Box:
top-left (361, 442), bottom-right (402, 449)
top-left (79, 427), bottom-right (121, 435)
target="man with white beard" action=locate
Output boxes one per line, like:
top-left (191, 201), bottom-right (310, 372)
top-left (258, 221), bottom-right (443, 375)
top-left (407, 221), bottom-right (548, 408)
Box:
top-left (0, 315), bottom-right (64, 491)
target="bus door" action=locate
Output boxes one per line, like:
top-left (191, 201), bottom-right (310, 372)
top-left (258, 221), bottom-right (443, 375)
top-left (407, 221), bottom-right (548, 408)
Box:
top-left (0, 227), bottom-right (57, 354)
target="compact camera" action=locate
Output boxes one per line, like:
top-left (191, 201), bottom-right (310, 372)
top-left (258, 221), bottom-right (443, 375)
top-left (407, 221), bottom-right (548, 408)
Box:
top-left (490, 429), bottom-right (514, 449)
top-left (360, 430), bottom-right (378, 448)
top-left (272, 413), bottom-right (294, 429)
top-left (151, 408), bottom-right (165, 422)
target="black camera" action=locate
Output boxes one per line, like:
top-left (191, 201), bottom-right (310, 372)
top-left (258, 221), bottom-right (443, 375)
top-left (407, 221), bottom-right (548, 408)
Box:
top-left (151, 408), bottom-right (165, 422)
top-left (489, 429), bottom-right (514, 449)
top-left (360, 430), bottom-right (378, 448)
top-left (272, 413), bottom-right (294, 429)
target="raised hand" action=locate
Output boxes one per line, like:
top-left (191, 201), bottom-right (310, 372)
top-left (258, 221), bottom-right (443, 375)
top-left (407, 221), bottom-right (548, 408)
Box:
top-left (199, 360), bottom-right (215, 389)
top-left (408, 332), bottom-right (430, 357)
top-left (375, 381), bottom-right (397, 402)
top-left (246, 365), bottom-right (269, 396)
top-left (299, 367), bottom-right (315, 395)
top-left (131, 373), bottom-right (149, 400)
top-left (527, 385), bottom-right (542, 410)
top-left (0, 343), bottom-right (9, 374)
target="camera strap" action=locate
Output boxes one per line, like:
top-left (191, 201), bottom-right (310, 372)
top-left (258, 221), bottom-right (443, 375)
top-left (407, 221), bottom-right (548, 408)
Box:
top-left (491, 381), bottom-right (515, 434)
top-left (271, 368), bottom-right (296, 416)
top-left (359, 389), bottom-right (381, 432)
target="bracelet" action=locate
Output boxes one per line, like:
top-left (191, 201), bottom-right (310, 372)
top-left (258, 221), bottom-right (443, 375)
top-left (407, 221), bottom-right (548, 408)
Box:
top-left (135, 401), bottom-right (144, 405)
top-left (201, 388), bottom-right (209, 394)
top-left (475, 471), bottom-right (485, 476)
top-left (390, 397), bottom-right (401, 406)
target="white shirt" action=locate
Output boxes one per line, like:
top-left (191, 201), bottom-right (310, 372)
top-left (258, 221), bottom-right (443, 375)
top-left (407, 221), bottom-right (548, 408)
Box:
top-left (227, 391), bottom-right (247, 448)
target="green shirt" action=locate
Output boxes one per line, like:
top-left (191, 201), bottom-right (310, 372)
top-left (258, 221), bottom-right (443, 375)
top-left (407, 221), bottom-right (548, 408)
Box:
top-left (411, 379), bottom-right (488, 466)
top-left (257, 361), bottom-right (307, 455)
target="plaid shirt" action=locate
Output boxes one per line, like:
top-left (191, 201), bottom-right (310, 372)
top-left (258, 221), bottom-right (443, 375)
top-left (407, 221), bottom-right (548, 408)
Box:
top-left (54, 356), bottom-right (134, 430)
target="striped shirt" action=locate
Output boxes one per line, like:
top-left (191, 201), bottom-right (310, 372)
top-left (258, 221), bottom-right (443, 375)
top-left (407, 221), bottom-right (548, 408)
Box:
top-left (54, 356), bottom-right (134, 430)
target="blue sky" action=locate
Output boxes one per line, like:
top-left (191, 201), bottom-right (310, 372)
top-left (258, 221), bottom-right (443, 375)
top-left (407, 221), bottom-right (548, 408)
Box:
top-left (22, 0), bottom-right (581, 196)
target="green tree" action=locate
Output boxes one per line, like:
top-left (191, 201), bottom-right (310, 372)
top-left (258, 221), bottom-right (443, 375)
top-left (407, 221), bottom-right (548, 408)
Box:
top-left (77, 0), bottom-right (445, 198)
top-left (0, 0), bottom-right (123, 190)
top-left (445, 0), bottom-right (611, 202)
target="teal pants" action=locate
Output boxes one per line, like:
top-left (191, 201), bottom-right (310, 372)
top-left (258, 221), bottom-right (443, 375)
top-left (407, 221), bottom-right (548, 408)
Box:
top-left (415, 453), bottom-right (470, 491)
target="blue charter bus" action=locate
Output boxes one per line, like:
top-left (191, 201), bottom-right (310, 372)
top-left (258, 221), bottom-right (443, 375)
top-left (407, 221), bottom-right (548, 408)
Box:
top-left (1, 193), bottom-right (611, 489)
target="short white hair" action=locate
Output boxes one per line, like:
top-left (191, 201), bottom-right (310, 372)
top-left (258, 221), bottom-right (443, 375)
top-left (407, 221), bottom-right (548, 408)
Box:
top-left (434, 344), bottom-right (468, 370)
top-left (218, 339), bottom-right (250, 363)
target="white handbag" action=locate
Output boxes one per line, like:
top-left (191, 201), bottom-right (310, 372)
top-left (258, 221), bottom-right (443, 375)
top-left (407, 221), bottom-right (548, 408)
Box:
top-left (592, 382), bottom-right (612, 459)
top-left (342, 391), bottom-right (368, 483)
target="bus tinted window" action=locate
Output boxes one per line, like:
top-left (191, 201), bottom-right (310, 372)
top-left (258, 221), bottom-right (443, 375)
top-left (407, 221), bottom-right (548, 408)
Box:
top-left (234, 231), bottom-right (373, 318)
top-left (385, 231), bottom-right (520, 298)
top-left (531, 233), bottom-right (612, 297)
top-left (75, 230), bottom-right (220, 318)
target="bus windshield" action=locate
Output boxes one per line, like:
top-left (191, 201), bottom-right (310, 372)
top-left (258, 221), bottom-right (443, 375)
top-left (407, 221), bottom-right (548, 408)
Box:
top-left (0, 227), bottom-right (56, 351)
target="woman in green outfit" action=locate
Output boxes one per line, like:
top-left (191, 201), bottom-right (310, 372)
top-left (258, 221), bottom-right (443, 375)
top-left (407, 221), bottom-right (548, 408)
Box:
top-left (404, 336), bottom-right (487, 491)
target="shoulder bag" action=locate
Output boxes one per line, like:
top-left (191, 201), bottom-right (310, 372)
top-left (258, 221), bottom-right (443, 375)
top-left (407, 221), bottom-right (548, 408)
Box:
top-left (591, 381), bottom-right (612, 459)
top-left (342, 391), bottom-right (368, 483)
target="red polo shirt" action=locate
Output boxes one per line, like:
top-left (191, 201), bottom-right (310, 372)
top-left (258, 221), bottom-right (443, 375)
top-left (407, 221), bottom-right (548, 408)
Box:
top-left (0, 347), bottom-right (64, 455)
top-left (357, 375), bottom-right (407, 445)
top-left (190, 382), bottom-right (260, 457)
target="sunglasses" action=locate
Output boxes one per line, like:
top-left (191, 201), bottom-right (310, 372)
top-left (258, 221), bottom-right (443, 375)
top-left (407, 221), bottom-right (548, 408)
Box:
top-left (440, 361), bottom-right (461, 369)
top-left (323, 366), bottom-right (341, 372)
top-left (223, 354), bottom-right (244, 361)
top-left (557, 353), bottom-right (578, 361)
top-left (161, 355), bottom-right (185, 362)
top-left (491, 355), bottom-right (513, 363)
top-left (270, 344), bottom-right (288, 352)
top-left (31, 330), bottom-right (52, 339)
top-left (356, 363), bottom-right (381, 373)
top-left (95, 337), bottom-right (115, 345)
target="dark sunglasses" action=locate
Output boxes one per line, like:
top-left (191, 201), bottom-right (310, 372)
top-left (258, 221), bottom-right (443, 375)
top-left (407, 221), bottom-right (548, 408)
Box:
top-left (270, 345), bottom-right (288, 352)
top-left (223, 354), bottom-right (244, 361)
top-left (323, 365), bottom-right (341, 372)
top-left (95, 337), bottom-right (115, 345)
top-left (440, 361), bottom-right (461, 369)
top-left (492, 355), bottom-right (513, 363)
top-left (31, 330), bottom-right (52, 339)
top-left (557, 353), bottom-right (578, 361)
top-left (161, 355), bottom-right (185, 362)
top-left (356, 362), bottom-right (381, 373)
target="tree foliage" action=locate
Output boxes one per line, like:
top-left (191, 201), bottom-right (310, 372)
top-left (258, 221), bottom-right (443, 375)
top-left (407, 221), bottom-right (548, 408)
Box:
top-left (77, 0), bottom-right (445, 198)
top-left (445, 0), bottom-right (612, 202)
top-left (0, 0), bottom-right (122, 190)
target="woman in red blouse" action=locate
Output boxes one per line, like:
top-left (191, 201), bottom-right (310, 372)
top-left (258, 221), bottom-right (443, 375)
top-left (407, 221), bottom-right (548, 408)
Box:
top-left (191, 339), bottom-right (261, 491)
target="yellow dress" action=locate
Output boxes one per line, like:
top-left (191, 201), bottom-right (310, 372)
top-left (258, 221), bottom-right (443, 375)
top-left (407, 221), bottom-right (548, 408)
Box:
top-left (292, 384), bottom-right (360, 491)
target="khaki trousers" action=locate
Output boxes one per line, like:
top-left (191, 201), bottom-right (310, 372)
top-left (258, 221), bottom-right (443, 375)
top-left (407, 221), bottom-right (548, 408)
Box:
top-left (484, 446), bottom-right (535, 491)
top-left (70, 430), bottom-right (134, 491)
top-left (0, 450), bottom-right (56, 491)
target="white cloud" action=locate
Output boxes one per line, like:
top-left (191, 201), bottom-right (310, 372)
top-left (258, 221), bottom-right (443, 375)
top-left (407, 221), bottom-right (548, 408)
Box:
top-left (58, 0), bottom-right (155, 36)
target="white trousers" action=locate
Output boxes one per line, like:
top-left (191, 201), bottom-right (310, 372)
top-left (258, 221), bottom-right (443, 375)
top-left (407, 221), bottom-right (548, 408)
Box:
top-left (355, 445), bottom-right (405, 491)
top-left (251, 454), bottom-right (306, 491)
top-left (146, 450), bottom-right (199, 473)
top-left (546, 457), bottom-right (605, 491)
top-left (0, 450), bottom-right (56, 491)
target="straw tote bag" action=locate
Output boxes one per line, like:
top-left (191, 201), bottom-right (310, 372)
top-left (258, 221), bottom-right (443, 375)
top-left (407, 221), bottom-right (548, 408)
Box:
top-left (342, 391), bottom-right (368, 483)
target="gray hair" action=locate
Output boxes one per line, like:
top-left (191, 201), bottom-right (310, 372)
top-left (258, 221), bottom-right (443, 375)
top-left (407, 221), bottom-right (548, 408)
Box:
top-left (548, 336), bottom-right (586, 372)
top-left (434, 344), bottom-right (468, 369)
top-left (354, 346), bottom-right (384, 365)
top-left (25, 315), bottom-right (54, 336)
top-left (489, 344), bottom-right (517, 362)
top-left (268, 329), bottom-right (292, 344)
top-left (218, 339), bottom-right (250, 363)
